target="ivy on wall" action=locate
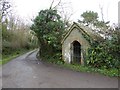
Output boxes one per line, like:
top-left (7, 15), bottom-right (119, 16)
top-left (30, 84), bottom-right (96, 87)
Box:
top-left (86, 30), bottom-right (120, 69)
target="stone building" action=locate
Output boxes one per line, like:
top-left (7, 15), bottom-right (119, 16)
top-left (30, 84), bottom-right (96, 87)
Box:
top-left (61, 22), bottom-right (102, 64)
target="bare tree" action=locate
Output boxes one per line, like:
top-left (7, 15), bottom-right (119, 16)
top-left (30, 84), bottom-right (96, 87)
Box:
top-left (50, 0), bottom-right (61, 9)
top-left (99, 4), bottom-right (104, 22)
top-left (0, 0), bottom-right (11, 22)
top-left (49, 0), bottom-right (73, 27)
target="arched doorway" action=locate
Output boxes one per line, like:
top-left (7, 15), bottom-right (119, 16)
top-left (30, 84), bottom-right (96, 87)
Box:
top-left (71, 41), bottom-right (81, 64)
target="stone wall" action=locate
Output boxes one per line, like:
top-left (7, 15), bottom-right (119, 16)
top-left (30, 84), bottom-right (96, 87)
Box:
top-left (62, 28), bottom-right (90, 64)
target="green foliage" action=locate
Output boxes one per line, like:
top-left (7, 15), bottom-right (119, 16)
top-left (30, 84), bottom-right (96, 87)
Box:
top-left (2, 15), bottom-right (38, 57)
top-left (86, 30), bottom-right (120, 69)
top-left (79, 10), bottom-right (110, 29)
top-left (2, 49), bottom-right (32, 65)
top-left (31, 8), bottom-right (65, 59)
top-left (78, 10), bottom-right (118, 70)
top-left (94, 21), bottom-right (110, 29)
top-left (38, 58), bottom-right (119, 77)
top-left (2, 29), bottom-right (37, 55)
top-left (62, 63), bottom-right (119, 77)
top-left (80, 11), bottom-right (98, 25)
top-left (43, 58), bottom-right (65, 65)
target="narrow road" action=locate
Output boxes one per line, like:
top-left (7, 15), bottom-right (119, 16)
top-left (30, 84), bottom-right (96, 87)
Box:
top-left (2, 50), bottom-right (118, 88)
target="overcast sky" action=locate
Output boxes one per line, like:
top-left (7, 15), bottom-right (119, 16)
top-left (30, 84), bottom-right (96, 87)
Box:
top-left (12, 0), bottom-right (120, 25)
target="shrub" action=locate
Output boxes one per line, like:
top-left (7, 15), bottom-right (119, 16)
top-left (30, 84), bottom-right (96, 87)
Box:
top-left (86, 30), bottom-right (120, 69)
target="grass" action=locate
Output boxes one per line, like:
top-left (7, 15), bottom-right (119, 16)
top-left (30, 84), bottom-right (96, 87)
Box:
top-left (1, 54), bottom-right (19, 65)
top-left (1, 49), bottom-right (33, 65)
top-left (38, 57), bottom-right (119, 77)
top-left (60, 63), bottom-right (119, 77)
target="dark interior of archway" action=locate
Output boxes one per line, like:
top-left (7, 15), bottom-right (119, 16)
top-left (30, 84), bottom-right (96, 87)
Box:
top-left (73, 41), bottom-right (81, 64)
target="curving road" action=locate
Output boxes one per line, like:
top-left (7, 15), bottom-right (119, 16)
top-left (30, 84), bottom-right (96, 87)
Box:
top-left (2, 50), bottom-right (118, 88)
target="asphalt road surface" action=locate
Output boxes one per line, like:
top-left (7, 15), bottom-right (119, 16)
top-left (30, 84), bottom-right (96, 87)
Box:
top-left (2, 50), bottom-right (118, 88)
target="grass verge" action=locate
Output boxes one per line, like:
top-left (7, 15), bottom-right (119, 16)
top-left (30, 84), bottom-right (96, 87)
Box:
top-left (38, 57), bottom-right (119, 77)
top-left (60, 63), bottom-right (119, 77)
top-left (1, 49), bottom-right (34, 65)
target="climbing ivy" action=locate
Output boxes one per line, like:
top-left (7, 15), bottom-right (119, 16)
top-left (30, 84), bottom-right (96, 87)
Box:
top-left (31, 9), bottom-right (65, 60)
top-left (86, 30), bottom-right (120, 69)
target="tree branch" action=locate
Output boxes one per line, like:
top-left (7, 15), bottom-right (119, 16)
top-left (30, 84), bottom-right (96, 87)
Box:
top-left (49, 0), bottom-right (54, 9)
top-left (52, 0), bottom-right (61, 9)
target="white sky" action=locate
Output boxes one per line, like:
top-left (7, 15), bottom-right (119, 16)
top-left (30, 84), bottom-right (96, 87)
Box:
top-left (11, 0), bottom-right (120, 25)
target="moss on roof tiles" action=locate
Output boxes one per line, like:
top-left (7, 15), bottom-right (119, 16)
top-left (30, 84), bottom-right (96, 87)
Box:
top-left (61, 22), bottom-right (104, 44)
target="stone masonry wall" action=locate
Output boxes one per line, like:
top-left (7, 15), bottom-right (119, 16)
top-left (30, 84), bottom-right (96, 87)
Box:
top-left (62, 28), bottom-right (90, 64)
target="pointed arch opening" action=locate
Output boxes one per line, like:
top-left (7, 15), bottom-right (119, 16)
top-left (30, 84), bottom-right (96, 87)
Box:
top-left (71, 41), bottom-right (81, 64)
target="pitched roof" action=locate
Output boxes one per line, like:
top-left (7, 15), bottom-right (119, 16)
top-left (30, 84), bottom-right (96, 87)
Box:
top-left (61, 22), bottom-right (104, 44)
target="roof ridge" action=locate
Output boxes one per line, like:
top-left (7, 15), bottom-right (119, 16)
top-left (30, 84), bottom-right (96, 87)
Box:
top-left (61, 22), bottom-right (104, 44)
